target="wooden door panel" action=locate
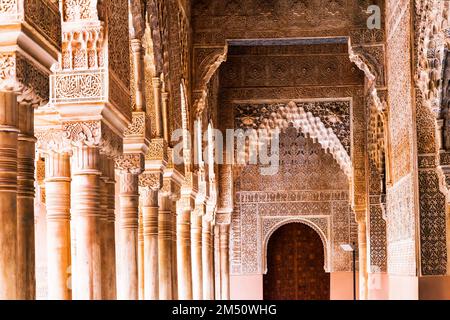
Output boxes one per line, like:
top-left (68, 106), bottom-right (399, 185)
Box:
top-left (263, 223), bottom-right (330, 300)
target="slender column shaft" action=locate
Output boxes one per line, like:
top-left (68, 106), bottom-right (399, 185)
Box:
top-left (152, 77), bottom-right (163, 138)
top-left (99, 155), bottom-right (111, 300)
top-left (117, 172), bottom-right (139, 300)
top-left (0, 91), bottom-right (18, 299)
top-left (45, 152), bottom-right (71, 300)
top-left (202, 218), bottom-right (214, 300)
top-left (357, 219), bottom-right (368, 300)
top-left (171, 199), bottom-right (178, 300)
top-left (219, 224), bottom-right (230, 300)
top-left (16, 102), bottom-right (36, 299)
top-left (138, 205), bottom-right (144, 300)
top-left (177, 205), bottom-right (192, 299)
top-left (214, 224), bottom-right (221, 300)
top-left (191, 212), bottom-right (203, 300)
top-left (158, 193), bottom-right (173, 299)
top-left (161, 92), bottom-right (169, 142)
top-left (104, 164), bottom-right (117, 299)
top-left (142, 188), bottom-right (159, 300)
top-left (131, 40), bottom-right (145, 112)
top-left (71, 145), bottom-right (102, 300)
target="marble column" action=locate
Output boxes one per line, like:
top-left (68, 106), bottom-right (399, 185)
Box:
top-left (141, 187), bottom-right (159, 300)
top-left (357, 212), bottom-right (368, 300)
top-left (158, 193), bottom-right (173, 299)
top-left (71, 145), bottom-right (103, 300)
top-left (152, 77), bottom-right (163, 138)
top-left (219, 224), bottom-right (230, 300)
top-left (202, 217), bottom-right (214, 300)
top-left (171, 196), bottom-right (178, 300)
top-left (176, 199), bottom-right (192, 299)
top-left (161, 92), bottom-right (170, 142)
top-left (104, 158), bottom-right (117, 300)
top-left (138, 204), bottom-right (144, 300)
top-left (214, 224), bottom-right (221, 300)
top-left (0, 91), bottom-right (18, 299)
top-left (100, 155), bottom-right (117, 300)
top-left (131, 39), bottom-right (145, 112)
top-left (16, 101), bottom-right (36, 299)
top-left (117, 170), bottom-right (140, 300)
top-left (191, 210), bottom-right (203, 300)
top-left (45, 151), bottom-right (71, 300)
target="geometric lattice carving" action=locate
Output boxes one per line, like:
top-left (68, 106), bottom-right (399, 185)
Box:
top-left (235, 101), bottom-right (352, 177)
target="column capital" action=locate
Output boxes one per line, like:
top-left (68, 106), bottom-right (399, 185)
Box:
top-left (115, 153), bottom-right (145, 175)
top-left (178, 193), bottom-right (196, 213)
top-left (63, 120), bottom-right (123, 157)
top-left (36, 128), bottom-right (72, 155)
top-left (130, 38), bottom-right (144, 53)
top-left (182, 171), bottom-right (199, 193)
top-left (215, 212), bottom-right (231, 225)
top-left (139, 171), bottom-right (163, 190)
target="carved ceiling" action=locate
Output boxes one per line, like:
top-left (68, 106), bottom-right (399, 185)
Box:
top-left (192, 0), bottom-right (384, 45)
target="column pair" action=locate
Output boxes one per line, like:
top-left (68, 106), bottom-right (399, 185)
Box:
top-left (40, 141), bottom-right (117, 300)
top-left (0, 92), bottom-right (38, 299)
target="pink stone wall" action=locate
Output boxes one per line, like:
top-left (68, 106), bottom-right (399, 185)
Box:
top-left (230, 275), bottom-right (263, 300)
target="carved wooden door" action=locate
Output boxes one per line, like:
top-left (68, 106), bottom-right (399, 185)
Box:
top-left (263, 223), bottom-right (330, 300)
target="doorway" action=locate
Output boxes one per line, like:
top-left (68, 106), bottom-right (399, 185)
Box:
top-left (263, 223), bottom-right (330, 300)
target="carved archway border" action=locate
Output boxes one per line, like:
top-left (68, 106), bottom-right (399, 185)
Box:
top-left (253, 100), bottom-right (353, 178)
top-left (261, 217), bottom-right (331, 274)
top-left (193, 45), bottom-right (228, 117)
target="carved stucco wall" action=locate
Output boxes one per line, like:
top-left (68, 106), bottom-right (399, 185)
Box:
top-left (385, 0), bottom-right (418, 276)
top-left (231, 127), bottom-right (357, 275)
top-left (414, 0), bottom-right (449, 276)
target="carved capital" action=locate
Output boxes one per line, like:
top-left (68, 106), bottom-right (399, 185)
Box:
top-left (115, 153), bottom-right (144, 174)
top-left (36, 128), bottom-right (72, 155)
top-left (215, 212), bottom-right (231, 225)
top-left (63, 121), bottom-right (122, 157)
top-left (161, 176), bottom-right (180, 199)
top-left (138, 172), bottom-right (163, 190)
top-left (182, 171), bottom-right (198, 194)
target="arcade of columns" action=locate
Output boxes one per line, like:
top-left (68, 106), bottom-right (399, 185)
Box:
top-left (0, 0), bottom-right (227, 300)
